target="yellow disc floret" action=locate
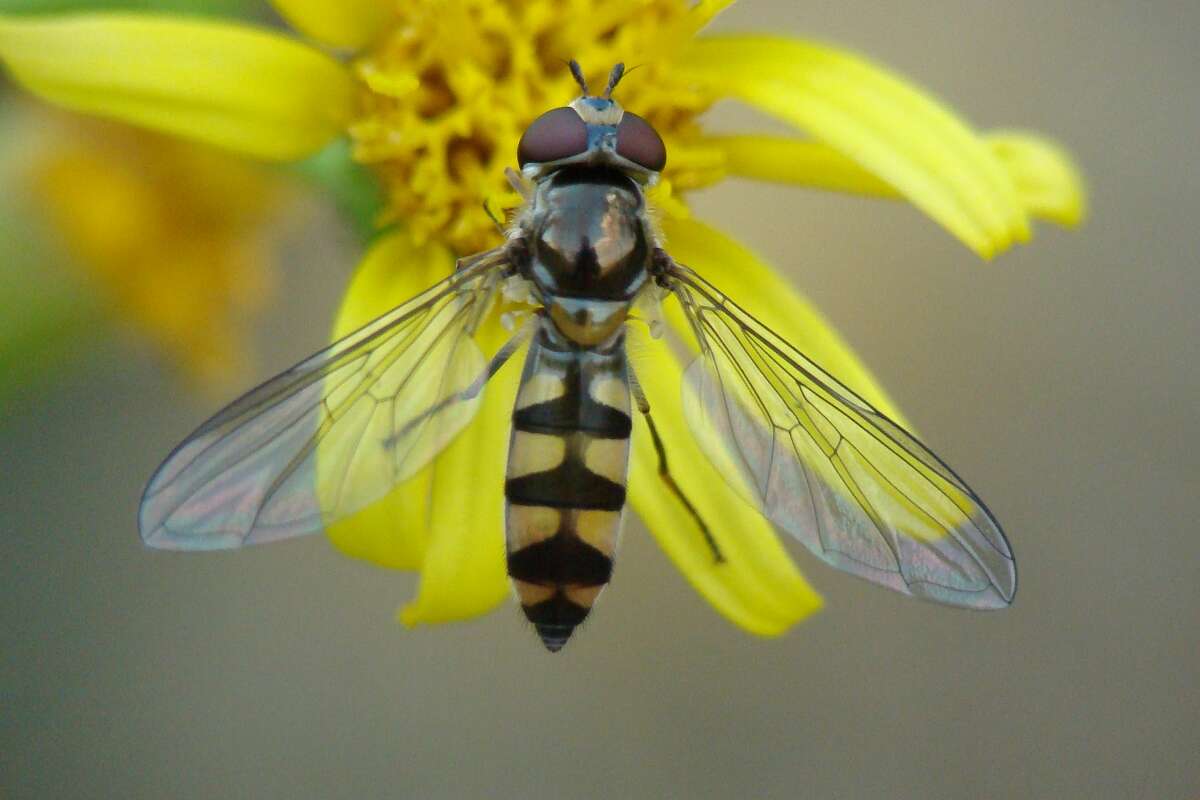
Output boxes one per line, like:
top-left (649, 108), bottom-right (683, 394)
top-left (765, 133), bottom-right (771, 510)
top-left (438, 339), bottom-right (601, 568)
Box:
top-left (349, 0), bottom-right (724, 255)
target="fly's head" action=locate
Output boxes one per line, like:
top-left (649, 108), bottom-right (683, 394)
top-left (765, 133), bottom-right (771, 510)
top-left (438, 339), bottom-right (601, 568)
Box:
top-left (517, 62), bottom-right (666, 184)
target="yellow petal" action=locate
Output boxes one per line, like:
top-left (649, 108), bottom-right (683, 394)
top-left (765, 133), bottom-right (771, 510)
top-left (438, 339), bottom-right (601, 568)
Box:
top-left (708, 134), bottom-right (895, 195)
top-left (628, 331), bottom-right (823, 636)
top-left (707, 133), bottom-right (1087, 229)
top-left (987, 131), bottom-right (1087, 228)
top-left (660, 217), bottom-right (911, 430)
top-left (0, 13), bottom-right (354, 160)
top-left (323, 231), bottom-right (516, 624)
top-left (322, 231), bottom-right (445, 571)
top-left (676, 35), bottom-right (1029, 259)
top-left (268, 0), bottom-right (390, 51)
top-left (684, 0), bottom-right (737, 35)
top-left (398, 310), bottom-right (518, 626)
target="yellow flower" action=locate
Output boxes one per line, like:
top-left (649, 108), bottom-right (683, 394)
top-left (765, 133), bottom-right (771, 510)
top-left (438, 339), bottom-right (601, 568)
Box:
top-left (0, 1), bottom-right (1084, 635)
top-left (8, 101), bottom-right (295, 391)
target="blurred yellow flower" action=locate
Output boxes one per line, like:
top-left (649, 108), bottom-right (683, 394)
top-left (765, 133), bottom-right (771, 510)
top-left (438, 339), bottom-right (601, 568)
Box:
top-left (33, 110), bottom-right (293, 389)
top-left (3, 101), bottom-right (298, 392)
top-left (0, 1), bottom-right (1085, 635)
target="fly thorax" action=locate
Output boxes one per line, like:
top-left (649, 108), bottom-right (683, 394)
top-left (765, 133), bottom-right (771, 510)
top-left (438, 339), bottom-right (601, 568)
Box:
top-left (527, 167), bottom-right (650, 304)
top-left (545, 296), bottom-right (629, 347)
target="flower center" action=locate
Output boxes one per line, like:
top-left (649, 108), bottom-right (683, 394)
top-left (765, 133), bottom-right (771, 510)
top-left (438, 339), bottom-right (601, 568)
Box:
top-left (349, 0), bottom-right (719, 255)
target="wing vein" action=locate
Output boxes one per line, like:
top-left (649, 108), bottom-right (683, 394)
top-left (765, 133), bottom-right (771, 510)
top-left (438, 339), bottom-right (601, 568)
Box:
top-left (139, 249), bottom-right (512, 549)
top-left (667, 261), bottom-right (1015, 607)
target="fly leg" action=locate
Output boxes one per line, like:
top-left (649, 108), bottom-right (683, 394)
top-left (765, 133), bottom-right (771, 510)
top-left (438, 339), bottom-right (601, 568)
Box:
top-left (481, 168), bottom-right (533, 237)
top-left (482, 199), bottom-right (507, 236)
top-left (504, 167), bottom-right (532, 201)
top-left (627, 362), bottom-right (725, 564)
top-left (385, 323), bottom-right (531, 450)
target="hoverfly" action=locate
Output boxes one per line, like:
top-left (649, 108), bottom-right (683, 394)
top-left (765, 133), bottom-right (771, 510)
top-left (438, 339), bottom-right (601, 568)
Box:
top-left (139, 62), bottom-right (1016, 652)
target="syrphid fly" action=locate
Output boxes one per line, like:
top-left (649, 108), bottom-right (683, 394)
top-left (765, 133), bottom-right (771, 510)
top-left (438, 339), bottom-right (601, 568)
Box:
top-left (139, 63), bottom-right (1016, 652)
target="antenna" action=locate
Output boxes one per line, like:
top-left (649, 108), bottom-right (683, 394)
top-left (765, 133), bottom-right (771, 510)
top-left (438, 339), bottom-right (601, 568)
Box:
top-left (603, 63), bottom-right (625, 98)
top-left (568, 60), bottom-right (589, 95)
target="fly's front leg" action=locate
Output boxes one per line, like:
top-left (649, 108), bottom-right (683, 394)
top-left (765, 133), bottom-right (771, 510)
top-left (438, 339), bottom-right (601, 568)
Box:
top-left (649, 247), bottom-right (676, 289)
top-left (482, 167), bottom-right (534, 239)
top-left (627, 361), bottom-right (725, 564)
top-left (503, 235), bottom-right (531, 280)
top-left (504, 167), bottom-right (532, 201)
top-left (482, 199), bottom-right (506, 236)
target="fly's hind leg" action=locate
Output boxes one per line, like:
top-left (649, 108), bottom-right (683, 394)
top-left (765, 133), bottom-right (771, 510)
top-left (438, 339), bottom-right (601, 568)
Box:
top-left (384, 323), bottom-right (531, 450)
top-left (627, 363), bottom-right (725, 564)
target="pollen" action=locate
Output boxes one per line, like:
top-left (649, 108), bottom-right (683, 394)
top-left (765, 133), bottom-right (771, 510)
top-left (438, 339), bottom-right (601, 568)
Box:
top-left (348, 0), bottom-right (726, 255)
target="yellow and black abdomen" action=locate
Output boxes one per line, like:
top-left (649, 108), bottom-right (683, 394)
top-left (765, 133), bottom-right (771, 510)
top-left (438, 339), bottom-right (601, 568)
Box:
top-left (504, 327), bottom-right (632, 652)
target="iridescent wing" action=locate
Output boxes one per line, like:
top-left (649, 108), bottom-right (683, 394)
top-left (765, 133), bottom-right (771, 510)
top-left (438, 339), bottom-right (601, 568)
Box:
top-left (139, 248), bottom-right (511, 550)
top-left (666, 263), bottom-right (1016, 608)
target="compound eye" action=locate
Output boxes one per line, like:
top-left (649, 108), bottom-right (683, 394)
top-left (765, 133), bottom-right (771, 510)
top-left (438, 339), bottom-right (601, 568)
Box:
top-left (616, 112), bottom-right (666, 171)
top-left (517, 107), bottom-right (587, 167)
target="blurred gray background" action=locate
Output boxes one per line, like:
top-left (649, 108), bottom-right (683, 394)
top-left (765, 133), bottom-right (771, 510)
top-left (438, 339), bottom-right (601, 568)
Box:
top-left (2, 2), bottom-right (1197, 798)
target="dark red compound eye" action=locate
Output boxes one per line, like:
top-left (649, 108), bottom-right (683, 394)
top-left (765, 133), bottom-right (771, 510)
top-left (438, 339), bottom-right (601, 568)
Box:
top-left (517, 107), bottom-right (588, 167)
top-left (616, 112), bottom-right (666, 171)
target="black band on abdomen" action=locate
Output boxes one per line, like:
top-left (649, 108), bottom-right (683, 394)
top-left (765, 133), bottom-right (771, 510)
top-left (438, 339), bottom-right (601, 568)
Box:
top-left (507, 533), bottom-right (614, 586)
top-left (505, 457), bottom-right (627, 511)
top-left (512, 394), bottom-right (632, 439)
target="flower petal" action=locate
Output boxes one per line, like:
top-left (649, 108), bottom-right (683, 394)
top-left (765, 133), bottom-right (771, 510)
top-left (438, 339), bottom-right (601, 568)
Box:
top-left (684, 0), bottom-right (737, 35)
top-left (268, 0), bottom-right (390, 51)
top-left (398, 311), bottom-right (517, 626)
top-left (322, 230), bottom-right (514, 624)
top-left (660, 217), bottom-right (911, 430)
top-left (987, 130), bottom-right (1087, 228)
top-left (707, 134), bottom-right (894, 195)
top-left (628, 330), bottom-right (823, 636)
top-left (26, 110), bottom-right (291, 394)
top-left (676, 35), bottom-right (1029, 258)
top-left (322, 232), bottom-right (445, 571)
top-left (706, 134), bottom-right (1087, 229)
top-left (0, 13), bottom-right (354, 160)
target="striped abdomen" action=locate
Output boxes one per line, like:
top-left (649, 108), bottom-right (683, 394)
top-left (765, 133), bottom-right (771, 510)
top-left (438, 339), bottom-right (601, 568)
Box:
top-left (504, 326), bottom-right (631, 652)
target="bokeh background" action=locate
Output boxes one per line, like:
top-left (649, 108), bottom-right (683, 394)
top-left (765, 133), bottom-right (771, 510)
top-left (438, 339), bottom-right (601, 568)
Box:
top-left (2, 2), bottom-right (1196, 798)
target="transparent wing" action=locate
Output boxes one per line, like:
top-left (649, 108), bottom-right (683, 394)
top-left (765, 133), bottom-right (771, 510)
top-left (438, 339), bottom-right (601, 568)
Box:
top-left (139, 248), bottom-right (510, 550)
top-left (668, 263), bottom-right (1016, 608)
